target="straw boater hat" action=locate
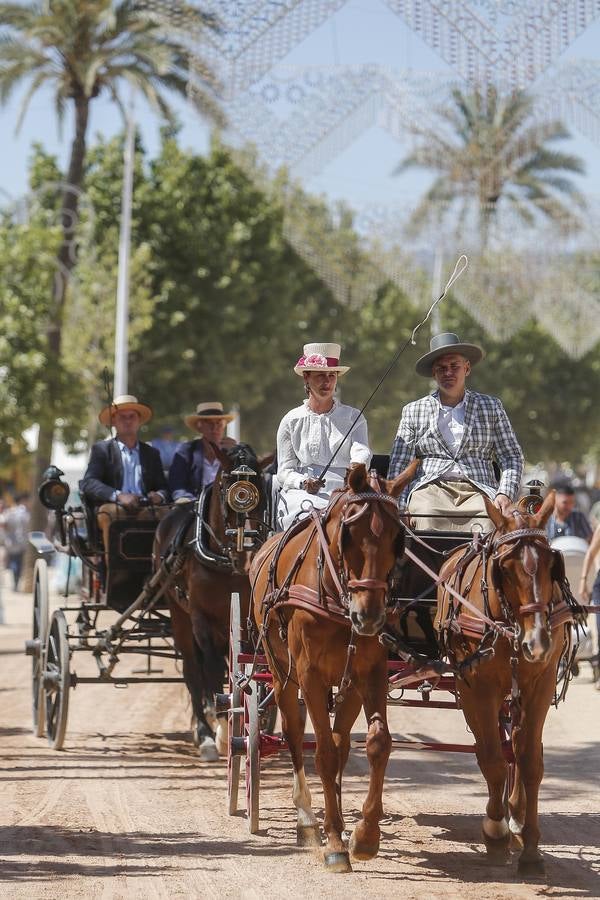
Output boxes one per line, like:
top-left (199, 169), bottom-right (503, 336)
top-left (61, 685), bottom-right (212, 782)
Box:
top-left (184, 401), bottom-right (235, 431)
top-left (293, 342), bottom-right (349, 377)
top-left (98, 394), bottom-right (152, 428)
top-left (415, 332), bottom-right (484, 377)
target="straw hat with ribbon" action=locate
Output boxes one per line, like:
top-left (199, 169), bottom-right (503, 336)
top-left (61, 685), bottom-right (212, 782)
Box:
top-left (293, 342), bottom-right (349, 377)
top-left (98, 394), bottom-right (153, 428)
top-left (184, 401), bottom-right (235, 431)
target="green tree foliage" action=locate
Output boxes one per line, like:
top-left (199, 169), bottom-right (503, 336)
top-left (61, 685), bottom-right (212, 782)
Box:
top-left (396, 86), bottom-right (586, 244)
top-left (441, 300), bottom-right (600, 465)
top-left (0, 0), bottom-right (221, 537)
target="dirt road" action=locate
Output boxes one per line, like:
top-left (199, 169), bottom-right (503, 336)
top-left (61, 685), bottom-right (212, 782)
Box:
top-left (1, 574), bottom-right (599, 899)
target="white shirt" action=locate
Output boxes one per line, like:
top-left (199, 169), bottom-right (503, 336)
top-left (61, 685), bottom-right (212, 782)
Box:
top-left (437, 397), bottom-right (466, 479)
top-left (276, 398), bottom-right (372, 492)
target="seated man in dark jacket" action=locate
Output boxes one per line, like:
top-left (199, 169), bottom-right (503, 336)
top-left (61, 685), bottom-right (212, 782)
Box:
top-left (80, 394), bottom-right (168, 556)
top-left (169, 401), bottom-right (236, 501)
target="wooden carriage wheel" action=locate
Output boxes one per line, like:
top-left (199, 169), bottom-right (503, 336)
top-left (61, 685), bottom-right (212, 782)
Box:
top-left (227, 592), bottom-right (243, 815)
top-left (43, 610), bottom-right (71, 750)
top-left (245, 678), bottom-right (261, 835)
top-left (31, 559), bottom-right (50, 737)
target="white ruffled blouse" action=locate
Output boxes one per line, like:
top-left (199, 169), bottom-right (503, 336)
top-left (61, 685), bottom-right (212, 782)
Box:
top-left (276, 398), bottom-right (372, 492)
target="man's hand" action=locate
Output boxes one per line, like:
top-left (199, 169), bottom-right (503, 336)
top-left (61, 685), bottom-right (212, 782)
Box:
top-left (117, 492), bottom-right (139, 509)
top-left (494, 493), bottom-right (512, 515)
top-left (304, 477), bottom-right (324, 495)
top-left (147, 491), bottom-right (165, 506)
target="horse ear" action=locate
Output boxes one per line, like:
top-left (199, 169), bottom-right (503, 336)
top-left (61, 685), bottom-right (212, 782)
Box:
top-left (385, 458), bottom-right (420, 499)
top-left (257, 451), bottom-right (275, 470)
top-left (533, 490), bottom-right (555, 528)
top-left (482, 494), bottom-right (505, 530)
top-left (348, 463), bottom-right (368, 492)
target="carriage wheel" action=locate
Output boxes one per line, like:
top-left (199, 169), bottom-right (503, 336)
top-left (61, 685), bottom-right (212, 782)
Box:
top-left (43, 610), bottom-right (71, 750)
top-left (31, 559), bottom-right (49, 737)
top-left (245, 681), bottom-right (261, 835)
top-left (227, 592), bottom-right (243, 815)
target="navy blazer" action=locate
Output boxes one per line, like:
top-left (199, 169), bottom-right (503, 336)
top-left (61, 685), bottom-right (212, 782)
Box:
top-left (168, 438), bottom-right (205, 498)
top-left (80, 439), bottom-right (168, 505)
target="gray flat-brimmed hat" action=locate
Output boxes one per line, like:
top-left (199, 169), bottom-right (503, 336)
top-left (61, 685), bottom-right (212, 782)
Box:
top-left (415, 332), bottom-right (484, 377)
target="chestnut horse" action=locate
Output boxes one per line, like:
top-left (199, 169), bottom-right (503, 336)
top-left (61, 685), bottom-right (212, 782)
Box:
top-left (251, 461), bottom-right (417, 873)
top-left (437, 491), bottom-right (582, 875)
top-left (153, 443), bottom-right (271, 760)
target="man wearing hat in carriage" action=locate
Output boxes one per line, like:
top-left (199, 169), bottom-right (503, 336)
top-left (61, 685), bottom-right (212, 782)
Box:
top-left (80, 394), bottom-right (169, 559)
top-left (275, 341), bottom-right (372, 530)
top-left (168, 401), bottom-right (237, 502)
top-left (388, 333), bottom-right (524, 532)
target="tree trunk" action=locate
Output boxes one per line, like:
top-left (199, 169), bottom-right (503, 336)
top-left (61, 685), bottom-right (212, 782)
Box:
top-left (24, 95), bottom-right (90, 590)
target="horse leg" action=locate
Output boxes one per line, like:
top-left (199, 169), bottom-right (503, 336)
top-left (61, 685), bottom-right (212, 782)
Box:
top-left (350, 662), bottom-right (391, 861)
top-left (276, 676), bottom-right (321, 848)
top-left (460, 687), bottom-right (510, 860)
top-left (331, 686), bottom-right (363, 844)
top-left (301, 667), bottom-right (352, 873)
top-left (189, 609), bottom-right (226, 761)
top-left (169, 602), bottom-right (219, 761)
top-left (513, 671), bottom-right (556, 876)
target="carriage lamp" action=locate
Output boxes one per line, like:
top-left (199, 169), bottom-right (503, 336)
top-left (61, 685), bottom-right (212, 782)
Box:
top-left (39, 466), bottom-right (70, 510)
top-left (522, 479), bottom-right (545, 514)
top-left (226, 464), bottom-right (260, 514)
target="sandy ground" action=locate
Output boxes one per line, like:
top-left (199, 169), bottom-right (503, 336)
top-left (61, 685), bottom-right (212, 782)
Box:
top-left (0, 570), bottom-right (599, 900)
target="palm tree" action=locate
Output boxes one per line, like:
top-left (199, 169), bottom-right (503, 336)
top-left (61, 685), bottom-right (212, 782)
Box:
top-left (395, 85), bottom-right (586, 245)
top-left (0, 0), bottom-right (222, 544)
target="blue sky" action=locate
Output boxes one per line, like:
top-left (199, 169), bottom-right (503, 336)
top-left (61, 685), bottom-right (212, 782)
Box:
top-left (1, 0), bottom-right (599, 214)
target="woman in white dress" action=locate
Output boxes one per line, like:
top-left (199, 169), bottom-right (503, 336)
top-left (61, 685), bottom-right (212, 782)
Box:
top-left (276, 341), bottom-right (372, 530)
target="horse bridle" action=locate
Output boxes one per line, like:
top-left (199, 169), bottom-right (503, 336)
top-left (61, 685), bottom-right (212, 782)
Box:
top-left (319, 489), bottom-right (401, 610)
top-left (490, 519), bottom-right (555, 624)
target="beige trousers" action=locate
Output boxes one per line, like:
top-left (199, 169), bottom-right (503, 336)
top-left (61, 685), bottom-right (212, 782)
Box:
top-left (408, 480), bottom-right (492, 533)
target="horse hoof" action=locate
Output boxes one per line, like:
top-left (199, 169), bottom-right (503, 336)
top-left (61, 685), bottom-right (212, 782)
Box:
top-left (518, 854), bottom-right (545, 877)
top-left (199, 738), bottom-right (219, 762)
top-left (324, 851), bottom-right (352, 873)
top-left (297, 824), bottom-right (321, 847)
top-left (349, 831), bottom-right (379, 861)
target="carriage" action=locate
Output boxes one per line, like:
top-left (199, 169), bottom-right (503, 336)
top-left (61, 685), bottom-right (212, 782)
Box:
top-left (220, 469), bottom-right (586, 878)
top-left (25, 448), bottom-right (275, 752)
top-left (25, 466), bottom-right (188, 750)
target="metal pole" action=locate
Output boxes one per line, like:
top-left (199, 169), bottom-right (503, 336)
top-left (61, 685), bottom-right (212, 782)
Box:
top-left (114, 91), bottom-right (135, 395)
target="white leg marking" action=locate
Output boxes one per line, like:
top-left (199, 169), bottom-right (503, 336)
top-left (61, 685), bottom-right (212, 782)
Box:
top-left (215, 720), bottom-right (228, 756)
top-left (293, 767), bottom-right (317, 827)
top-left (483, 815), bottom-right (509, 840)
top-left (199, 736), bottom-right (219, 762)
top-left (509, 816), bottom-right (523, 835)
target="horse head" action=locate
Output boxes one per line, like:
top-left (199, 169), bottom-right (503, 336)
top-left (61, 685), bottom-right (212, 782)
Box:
top-left (210, 442), bottom-right (271, 575)
top-left (324, 459), bottom-right (418, 636)
top-left (483, 491), bottom-right (557, 662)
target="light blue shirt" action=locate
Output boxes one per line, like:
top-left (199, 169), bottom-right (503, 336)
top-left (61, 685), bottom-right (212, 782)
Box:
top-left (111, 440), bottom-right (143, 501)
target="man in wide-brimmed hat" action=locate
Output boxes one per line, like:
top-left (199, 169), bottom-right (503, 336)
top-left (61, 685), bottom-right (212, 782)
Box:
top-left (169, 401), bottom-right (237, 502)
top-left (388, 333), bottom-right (523, 532)
top-left (80, 394), bottom-right (169, 558)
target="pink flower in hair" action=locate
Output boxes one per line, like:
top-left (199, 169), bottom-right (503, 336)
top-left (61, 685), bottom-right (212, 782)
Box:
top-left (303, 353), bottom-right (328, 367)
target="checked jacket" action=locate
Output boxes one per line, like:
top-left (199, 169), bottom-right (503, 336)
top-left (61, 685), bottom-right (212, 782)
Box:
top-left (388, 389), bottom-right (524, 511)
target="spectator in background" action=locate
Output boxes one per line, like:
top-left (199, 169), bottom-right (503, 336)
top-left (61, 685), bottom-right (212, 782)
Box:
top-left (579, 523), bottom-right (600, 686)
top-left (151, 424), bottom-right (180, 473)
top-left (546, 483), bottom-right (593, 543)
top-left (169, 402), bottom-right (236, 502)
top-left (3, 493), bottom-right (31, 590)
